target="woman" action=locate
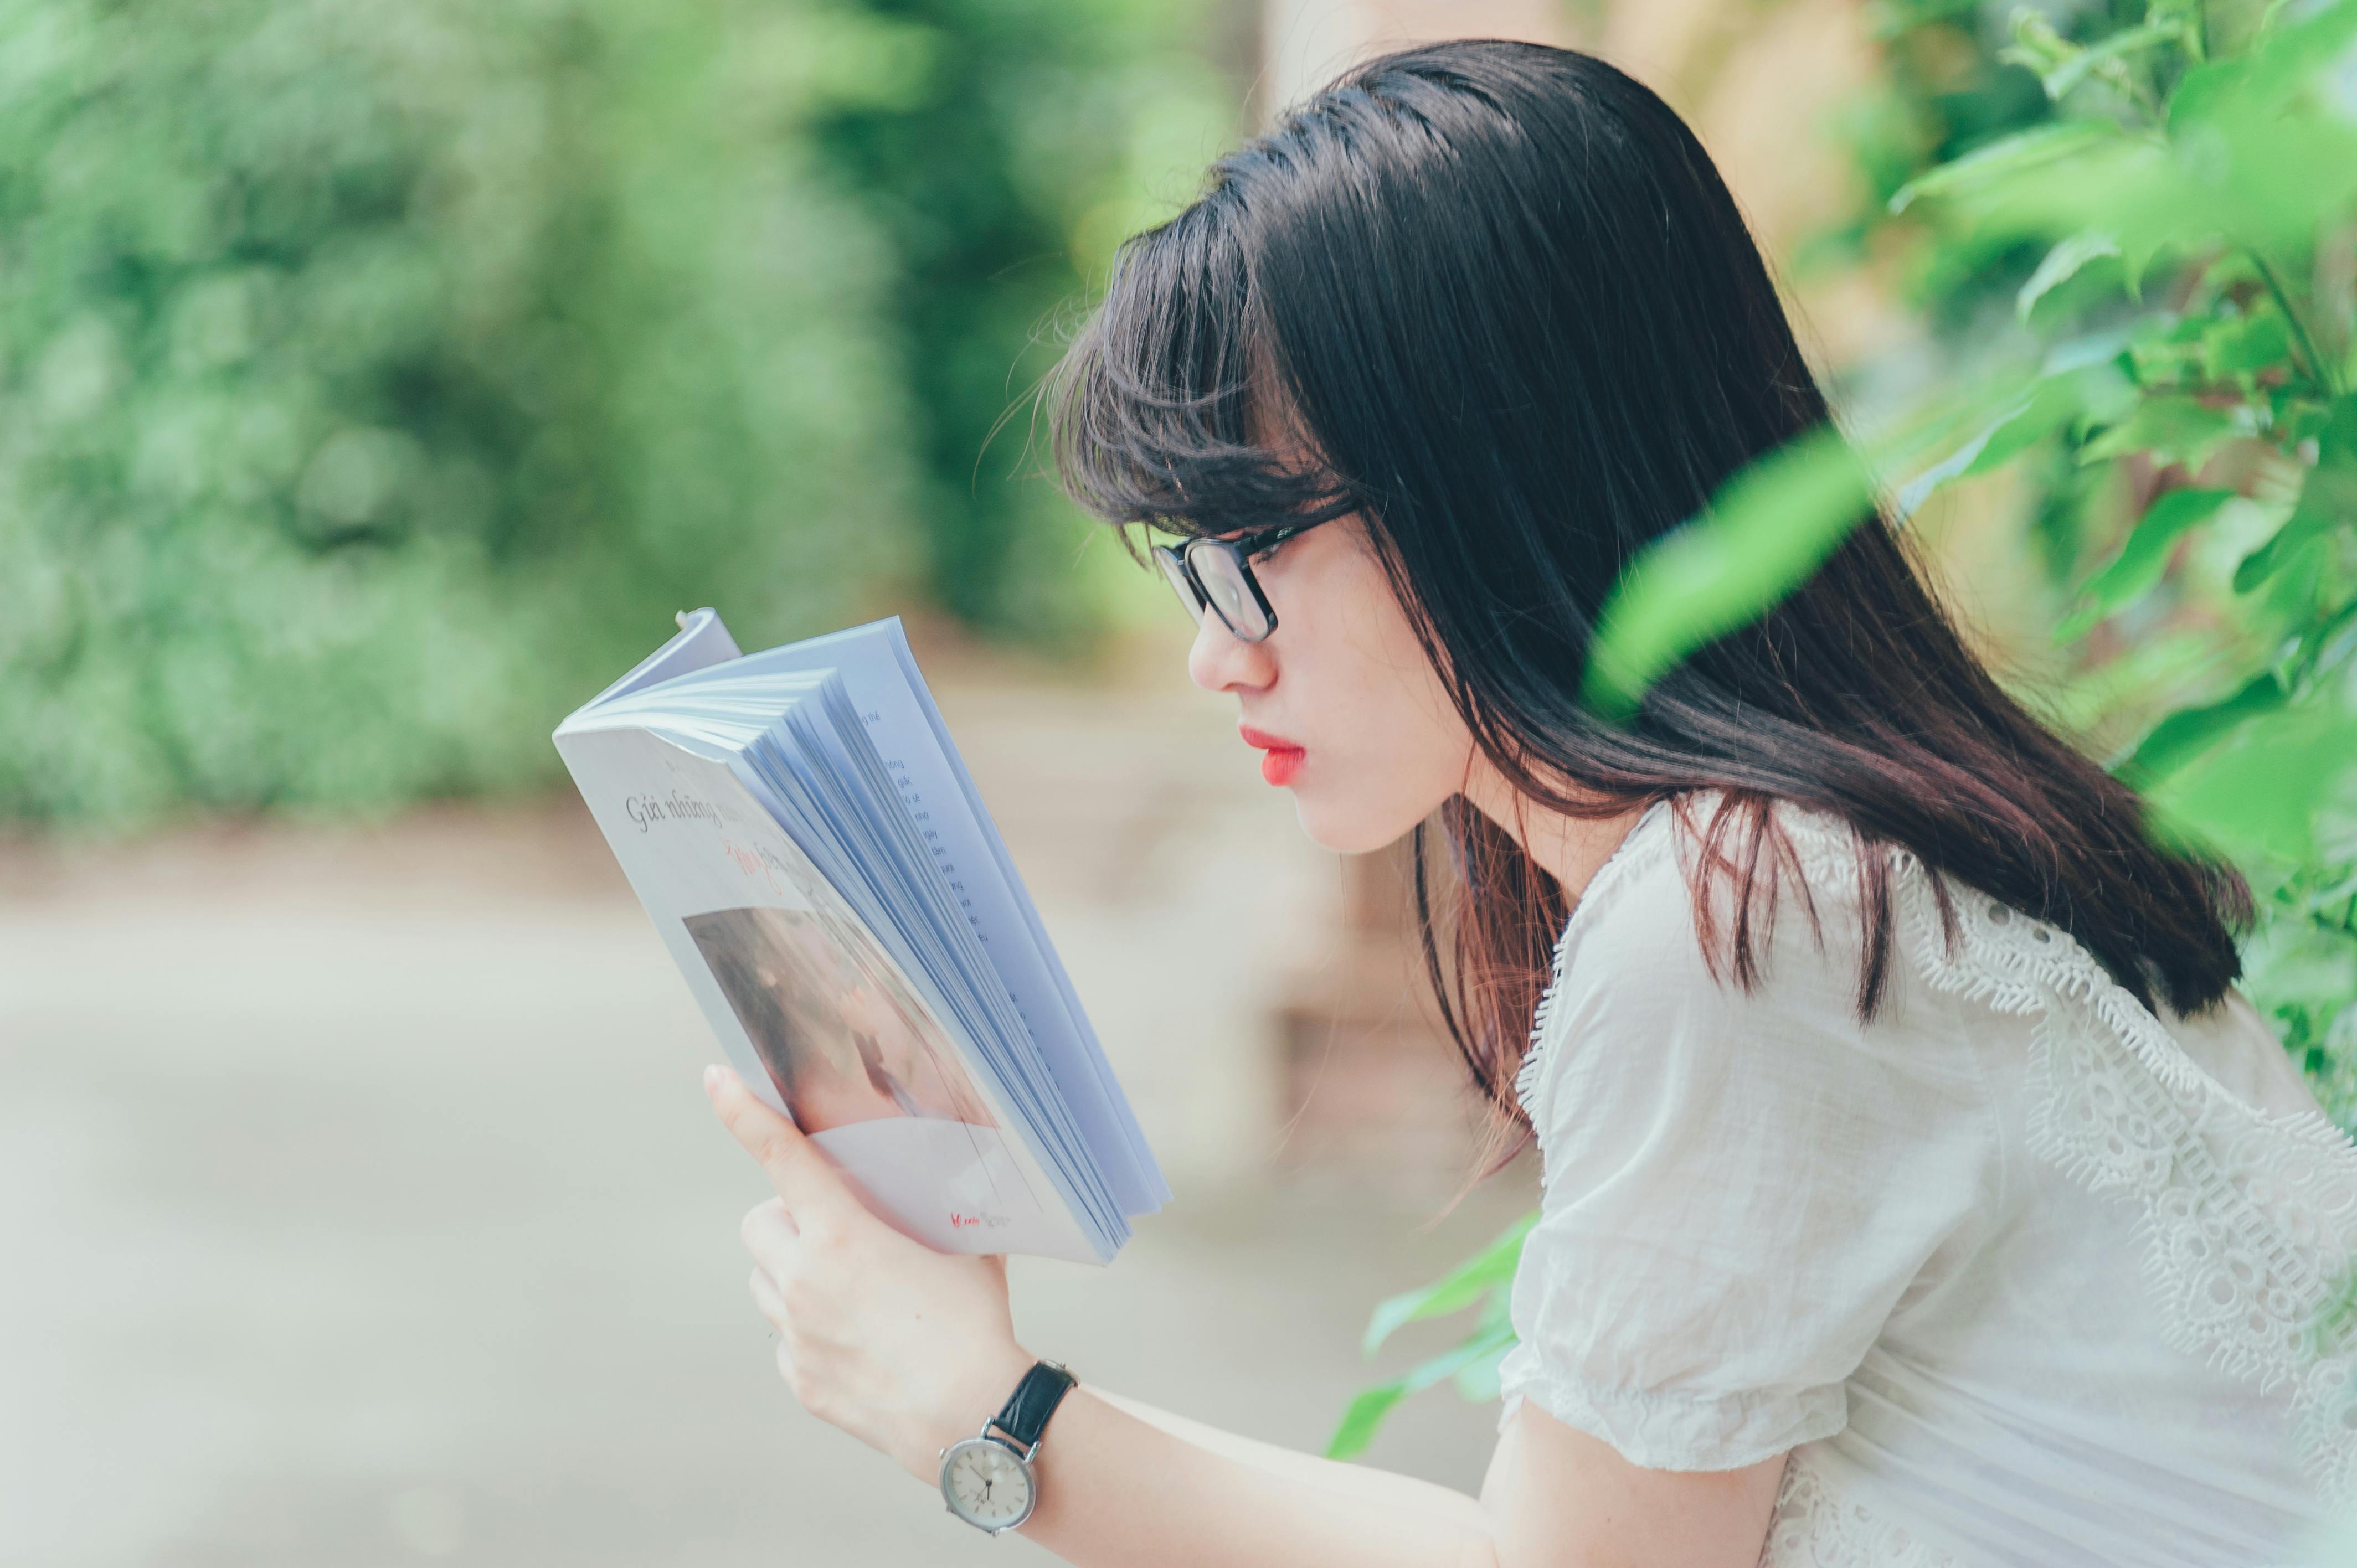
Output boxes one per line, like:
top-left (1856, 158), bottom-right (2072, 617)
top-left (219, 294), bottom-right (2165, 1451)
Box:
top-left (702, 40), bottom-right (2357, 1566)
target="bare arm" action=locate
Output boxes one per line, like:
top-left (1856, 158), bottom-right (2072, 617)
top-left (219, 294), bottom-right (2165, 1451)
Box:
top-left (1016, 1388), bottom-right (1780, 1568)
top-left (1480, 1404), bottom-right (1785, 1568)
top-left (1020, 1388), bottom-right (1500, 1568)
top-left (1018, 1386), bottom-right (1782, 1565)
top-left (707, 1065), bottom-right (1787, 1568)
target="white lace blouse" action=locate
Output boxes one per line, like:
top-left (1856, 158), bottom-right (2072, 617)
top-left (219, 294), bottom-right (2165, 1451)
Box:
top-left (1496, 797), bottom-right (2357, 1567)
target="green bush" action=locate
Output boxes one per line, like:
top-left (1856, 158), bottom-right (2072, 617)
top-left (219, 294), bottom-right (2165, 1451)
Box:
top-left (1339, 0), bottom-right (2357, 1458)
top-left (803, 0), bottom-right (1239, 641)
top-left (0, 0), bottom-right (1231, 824)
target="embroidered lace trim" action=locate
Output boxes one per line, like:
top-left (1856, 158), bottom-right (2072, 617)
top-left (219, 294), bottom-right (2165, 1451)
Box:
top-left (1759, 1455), bottom-right (1955, 1568)
top-left (1514, 800), bottom-right (1674, 1126)
top-left (1784, 816), bottom-right (2357, 1505)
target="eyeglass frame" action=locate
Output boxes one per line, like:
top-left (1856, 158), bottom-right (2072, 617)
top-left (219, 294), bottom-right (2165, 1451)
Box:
top-left (1149, 515), bottom-right (1337, 643)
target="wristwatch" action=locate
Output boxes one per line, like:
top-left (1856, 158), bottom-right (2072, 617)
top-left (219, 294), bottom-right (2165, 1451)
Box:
top-left (938, 1360), bottom-right (1077, 1534)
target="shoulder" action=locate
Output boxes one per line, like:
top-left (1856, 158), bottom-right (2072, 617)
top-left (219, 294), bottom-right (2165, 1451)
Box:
top-left (1557, 792), bottom-right (1874, 992)
top-left (1519, 792), bottom-right (1987, 1152)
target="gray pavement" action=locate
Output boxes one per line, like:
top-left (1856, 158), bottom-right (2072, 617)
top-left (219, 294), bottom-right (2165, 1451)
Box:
top-left (2, 777), bottom-right (1530, 1566)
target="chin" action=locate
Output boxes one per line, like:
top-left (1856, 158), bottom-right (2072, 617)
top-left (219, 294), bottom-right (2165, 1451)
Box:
top-left (1290, 791), bottom-right (1423, 857)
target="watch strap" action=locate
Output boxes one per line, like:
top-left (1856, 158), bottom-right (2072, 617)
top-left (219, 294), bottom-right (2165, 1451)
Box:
top-left (990, 1360), bottom-right (1077, 1452)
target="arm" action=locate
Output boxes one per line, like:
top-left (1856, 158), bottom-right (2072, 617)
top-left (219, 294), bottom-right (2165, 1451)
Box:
top-left (1019, 1386), bottom-right (1780, 1568)
top-left (1080, 1388), bottom-right (1492, 1528)
top-left (1020, 1388), bottom-right (1501, 1568)
top-left (707, 1066), bottom-right (1783, 1568)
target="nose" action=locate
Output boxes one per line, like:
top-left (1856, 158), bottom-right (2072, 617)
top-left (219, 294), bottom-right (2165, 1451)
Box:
top-left (1185, 609), bottom-right (1276, 695)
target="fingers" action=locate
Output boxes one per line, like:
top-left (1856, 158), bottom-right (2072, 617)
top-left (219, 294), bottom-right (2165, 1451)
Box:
top-left (740, 1197), bottom-right (801, 1279)
top-left (704, 1064), bottom-right (851, 1220)
top-left (749, 1262), bottom-right (789, 1332)
top-left (750, 1260), bottom-right (805, 1405)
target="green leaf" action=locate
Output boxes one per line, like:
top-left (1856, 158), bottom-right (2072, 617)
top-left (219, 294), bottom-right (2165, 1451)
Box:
top-left (1998, 10), bottom-right (2081, 87)
top-left (1877, 355), bottom-right (2137, 525)
top-left (1895, 368), bottom-right (2123, 517)
top-left (2128, 315), bottom-right (2214, 385)
top-left (2079, 395), bottom-right (2253, 470)
top-left (1929, 8), bottom-right (2357, 270)
top-left (2167, 56), bottom-right (2248, 136)
top-left (2178, 0), bottom-right (2357, 130)
top-left (1582, 429), bottom-right (1874, 719)
top-left (2018, 230), bottom-right (2122, 322)
top-left (1893, 417), bottom-right (2008, 517)
top-left (2148, 0), bottom-right (2207, 59)
top-left (2038, 20), bottom-right (2185, 101)
top-left (1887, 120), bottom-right (2123, 214)
top-left (2201, 307), bottom-right (2295, 380)
top-left (2234, 394), bottom-right (2357, 590)
top-left (2057, 486), bottom-right (2235, 639)
top-left (2119, 229), bottom-right (2174, 298)
top-left (2234, 487), bottom-right (2341, 592)
top-left (1325, 1383), bottom-right (1411, 1462)
top-left (2149, 697), bottom-right (2357, 862)
top-left (1360, 1213), bottom-right (1535, 1355)
top-left (1325, 1323), bottom-right (1519, 1460)
top-left (1960, 377), bottom-right (2093, 464)
top-left (2117, 669), bottom-right (2288, 786)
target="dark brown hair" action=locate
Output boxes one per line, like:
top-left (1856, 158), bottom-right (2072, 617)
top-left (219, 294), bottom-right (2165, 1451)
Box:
top-left (1046, 40), bottom-right (2250, 1138)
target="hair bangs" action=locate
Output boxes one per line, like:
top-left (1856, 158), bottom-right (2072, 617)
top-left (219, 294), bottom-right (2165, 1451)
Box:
top-left (1047, 192), bottom-right (1354, 550)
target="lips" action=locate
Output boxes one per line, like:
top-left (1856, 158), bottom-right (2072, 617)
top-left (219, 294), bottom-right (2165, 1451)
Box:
top-left (1238, 725), bottom-right (1306, 787)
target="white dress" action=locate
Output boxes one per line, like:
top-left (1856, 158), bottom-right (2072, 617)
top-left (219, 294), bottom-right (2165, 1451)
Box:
top-left (1496, 796), bottom-right (2357, 1567)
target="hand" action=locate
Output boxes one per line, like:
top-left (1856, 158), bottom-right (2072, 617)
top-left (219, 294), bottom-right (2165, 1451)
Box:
top-left (704, 1064), bottom-right (1034, 1481)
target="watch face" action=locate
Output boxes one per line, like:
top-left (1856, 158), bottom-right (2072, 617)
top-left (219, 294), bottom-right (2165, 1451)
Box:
top-left (941, 1436), bottom-right (1035, 1531)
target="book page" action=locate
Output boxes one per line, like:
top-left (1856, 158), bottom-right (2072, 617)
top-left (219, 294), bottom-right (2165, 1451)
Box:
top-left (714, 620), bottom-right (1165, 1215)
top-left (554, 723), bottom-right (1101, 1262)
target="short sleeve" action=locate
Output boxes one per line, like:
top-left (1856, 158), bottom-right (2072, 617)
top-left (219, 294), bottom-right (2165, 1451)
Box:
top-left (1497, 814), bottom-right (1998, 1472)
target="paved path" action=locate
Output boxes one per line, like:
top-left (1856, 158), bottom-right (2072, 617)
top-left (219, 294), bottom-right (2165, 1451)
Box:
top-left (1, 678), bottom-right (1530, 1566)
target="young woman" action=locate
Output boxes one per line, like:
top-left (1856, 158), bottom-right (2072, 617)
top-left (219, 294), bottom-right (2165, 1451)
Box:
top-left (702, 40), bottom-right (2357, 1566)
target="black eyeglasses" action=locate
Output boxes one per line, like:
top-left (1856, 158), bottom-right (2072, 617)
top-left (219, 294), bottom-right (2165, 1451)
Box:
top-left (1150, 517), bottom-right (1334, 643)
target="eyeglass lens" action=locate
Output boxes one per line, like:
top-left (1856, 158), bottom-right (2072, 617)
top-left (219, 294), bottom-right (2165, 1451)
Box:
top-left (1152, 540), bottom-right (1277, 642)
top-left (1185, 543), bottom-right (1273, 641)
top-left (1153, 548), bottom-right (1204, 626)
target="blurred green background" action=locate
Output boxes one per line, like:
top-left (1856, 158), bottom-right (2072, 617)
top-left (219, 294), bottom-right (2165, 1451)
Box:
top-left (0, 0), bottom-right (1237, 825)
top-left (6, 1), bottom-right (2357, 1559)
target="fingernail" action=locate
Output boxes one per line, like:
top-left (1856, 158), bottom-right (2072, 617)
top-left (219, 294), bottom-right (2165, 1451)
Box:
top-left (703, 1064), bottom-right (725, 1096)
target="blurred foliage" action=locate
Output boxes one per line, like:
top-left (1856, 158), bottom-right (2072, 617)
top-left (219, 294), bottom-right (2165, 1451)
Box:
top-left (0, 0), bottom-right (1233, 824)
top-left (1345, 0), bottom-right (2357, 1459)
top-left (1327, 1213), bottom-right (1530, 1461)
top-left (804, 0), bottom-right (1240, 639)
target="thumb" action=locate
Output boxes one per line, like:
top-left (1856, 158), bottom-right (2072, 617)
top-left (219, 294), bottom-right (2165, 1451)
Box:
top-left (704, 1064), bottom-right (851, 1217)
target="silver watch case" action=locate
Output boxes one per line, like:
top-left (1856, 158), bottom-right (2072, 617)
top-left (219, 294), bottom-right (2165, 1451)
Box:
top-left (938, 1422), bottom-right (1043, 1535)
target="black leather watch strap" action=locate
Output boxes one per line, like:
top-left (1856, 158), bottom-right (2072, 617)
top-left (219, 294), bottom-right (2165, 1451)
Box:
top-left (990, 1360), bottom-right (1078, 1452)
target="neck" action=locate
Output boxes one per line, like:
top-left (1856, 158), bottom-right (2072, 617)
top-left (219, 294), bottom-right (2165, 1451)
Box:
top-left (1460, 764), bottom-right (1650, 903)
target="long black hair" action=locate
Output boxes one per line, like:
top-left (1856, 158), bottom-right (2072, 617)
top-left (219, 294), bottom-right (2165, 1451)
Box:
top-left (1046, 39), bottom-right (2249, 1129)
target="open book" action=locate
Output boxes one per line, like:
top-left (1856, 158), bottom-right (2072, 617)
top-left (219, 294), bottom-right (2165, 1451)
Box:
top-left (553, 610), bottom-right (1167, 1264)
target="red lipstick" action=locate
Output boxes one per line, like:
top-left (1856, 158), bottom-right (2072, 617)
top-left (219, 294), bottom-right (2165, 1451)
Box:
top-left (1239, 725), bottom-right (1306, 787)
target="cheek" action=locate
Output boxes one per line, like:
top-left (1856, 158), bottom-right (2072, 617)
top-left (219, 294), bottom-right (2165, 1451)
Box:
top-left (1349, 652), bottom-right (1470, 803)
top-left (1290, 574), bottom-right (1471, 850)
